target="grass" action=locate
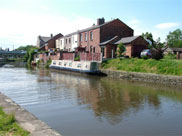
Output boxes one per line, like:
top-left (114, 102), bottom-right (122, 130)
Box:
top-left (0, 107), bottom-right (29, 136)
top-left (101, 58), bottom-right (182, 76)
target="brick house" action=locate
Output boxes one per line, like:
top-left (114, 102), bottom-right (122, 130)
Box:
top-left (39, 33), bottom-right (63, 51)
top-left (100, 36), bottom-right (149, 58)
top-left (77, 18), bottom-right (134, 55)
top-left (37, 34), bottom-right (52, 48)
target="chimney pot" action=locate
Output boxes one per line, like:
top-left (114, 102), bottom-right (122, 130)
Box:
top-left (97, 18), bottom-right (105, 25)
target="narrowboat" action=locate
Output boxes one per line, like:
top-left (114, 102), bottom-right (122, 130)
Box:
top-left (49, 60), bottom-right (100, 74)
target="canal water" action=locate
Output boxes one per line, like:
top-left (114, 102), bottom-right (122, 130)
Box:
top-left (0, 67), bottom-right (182, 136)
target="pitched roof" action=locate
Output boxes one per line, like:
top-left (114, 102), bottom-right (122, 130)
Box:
top-left (115, 36), bottom-right (140, 44)
top-left (39, 36), bottom-right (51, 43)
top-left (100, 36), bottom-right (119, 46)
top-left (64, 18), bottom-right (133, 37)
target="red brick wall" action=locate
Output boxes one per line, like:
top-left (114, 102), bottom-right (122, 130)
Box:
top-left (62, 53), bottom-right (74, 60)
top-left (125, 44), bottom-right (132, 57)
top-left (131, 36), bottom-right (148, 57)
top-left (105, 44), bottom-right (117, 58)
top-left (79, 28), bottom-right (101, 53)
top-left (100, 19), bottom-right (134, 43)
top-left (80, 53), bottom-right (101, 62)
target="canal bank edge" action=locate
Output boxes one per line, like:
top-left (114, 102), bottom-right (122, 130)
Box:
top-left (101, 69), bottom-right (182, 86)
top-left (0, 92), bottom-right (63, 136)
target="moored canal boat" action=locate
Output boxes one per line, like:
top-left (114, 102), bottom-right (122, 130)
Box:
top-left (49, 60), bottom-right (100, 74)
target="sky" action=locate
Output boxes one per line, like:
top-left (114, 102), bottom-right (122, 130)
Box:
top-left (0, 0), bottom-right (181, 50)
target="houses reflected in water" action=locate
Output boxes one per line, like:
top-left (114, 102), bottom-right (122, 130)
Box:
top-left (35, 69), bottom-right (182, 125)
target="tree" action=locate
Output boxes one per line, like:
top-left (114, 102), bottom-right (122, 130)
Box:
top-left (15, 45), bottom-right (35, 51)
top-left (142, 32), bottom-right (166, 60)
top-left (142, 32), bottom-right (155, 48)
top-left (166, 29), bottom-right (182, 47)
top-left (23, 46), bottom-right (38, 64)
top-left (117, 43), bottom-right (126, 58)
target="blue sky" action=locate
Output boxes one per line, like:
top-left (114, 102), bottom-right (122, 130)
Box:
top-left (0, 0), bottom-right (181, 50)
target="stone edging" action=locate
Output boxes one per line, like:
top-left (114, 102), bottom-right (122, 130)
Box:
top-left (0, 92), bottom-right (63, 136)
top-left (101, 69), bottom-right (182, 86)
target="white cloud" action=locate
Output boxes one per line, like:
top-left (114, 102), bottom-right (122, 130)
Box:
top-left (0, 9), bottom-right (95, 49)
top-left (155, 22), bottom-right (179, 29)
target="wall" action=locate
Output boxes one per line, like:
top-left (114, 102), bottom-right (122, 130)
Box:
top-left (64, 36), bottom-right (72, 51)
top-left (47, 34), bottom-right (63, 49)
top-left (131, 36), bottom-right (148, 57)
top-left (80, 53), bottom-right (101, 62)
top-left (79, 28), bottom-right (101, 53)
top-left (72, 34), bottom-right (79, 51)
top-left (100, 19), bottom-right (134, 43)
top-left (0, 93), bottom-right (62, 136)
top-left (56, 37), bottom-right (64, 50)
top-left (101, 69), bottom-right (182, 86)
top-left (105, 44), bottom-right (117, 58)
top-left (125, 44), bottom-right (132, 57)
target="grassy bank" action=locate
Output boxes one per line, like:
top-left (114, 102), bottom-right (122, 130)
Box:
top-left (101, 58), bottom-right (182, 76)
top-left (0, 107), bottom-right (29, 136)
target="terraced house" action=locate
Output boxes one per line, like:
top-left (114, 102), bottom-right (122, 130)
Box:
top-left (55, 18), bottom-right (148, 58)
top-left (37, 18), bottom-right (149, 60)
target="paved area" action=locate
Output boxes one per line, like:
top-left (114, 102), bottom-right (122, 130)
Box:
top-left (0, 92), bottom-right (63, 136)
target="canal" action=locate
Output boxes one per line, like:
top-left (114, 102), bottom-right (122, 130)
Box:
top-left (0, 67), bottom-right (182, 136)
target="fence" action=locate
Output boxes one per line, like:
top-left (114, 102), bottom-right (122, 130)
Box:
top-left (80, 53), bottom-right (102, 62)
top-left (62, 53), bottom-right (74, 60)
top-left (38, 52), bottom-right (102, 62)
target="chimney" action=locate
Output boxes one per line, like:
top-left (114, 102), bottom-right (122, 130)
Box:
top-left (51, 34), bottom-right (53, 38)
top-left (97, 17), bottom-right (105, 25)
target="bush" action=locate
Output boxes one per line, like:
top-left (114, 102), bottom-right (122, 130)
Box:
top-left (151, 49), bottom-right (163, 60)
top-left (164, 53), bottom-right (176, 59)
top-left (74, 56), bottom-right (80, 61)
top-left (117, 43), bottom-right (126, 58)
top-left (141, 55), bottom-right (149, 60)
top-left (45, 60), bottom-right (52, 68)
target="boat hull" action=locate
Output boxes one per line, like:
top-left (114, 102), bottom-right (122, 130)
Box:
top-left (49, 60), bottom-right (100, 74)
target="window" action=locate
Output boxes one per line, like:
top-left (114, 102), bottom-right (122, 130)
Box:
top-left (60, 40), bottom-right (62, 46)
top-left (85, 33), bottom-right (87, 41)
top-left (93, 47), bottom-right (95, 53)
top-left (90, 31), bottom-right (93, 40)
top-left (80, 34), bottom-right (82, 42)
top-left (69, 63), bottom-right (72, 67)
top-left (59, 62), bottom-right (62, 65)
top-left (101, 47), bottom-right (105, 57)
top-left (66, 39), bottom-right (67, 44)
top-left (90, 46), bottom-right (92, 53)
top-left (69, 38), bottom-right (71, 44)
top-left (53, 61), bottom-right (56, 65)
top-left (77, 64), bottom-right (81, 68)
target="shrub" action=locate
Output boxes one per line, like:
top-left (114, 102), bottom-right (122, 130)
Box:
top-left (164, 53), bottom-right (176, 59)
top-left (45, 60), bottom-right (52, 68)
top-left (117, 43), bottom-right (126, 58)
top-left (151, 49), bottom-right (163, 60)
top-left (74, 56), bottom-right (80, 61)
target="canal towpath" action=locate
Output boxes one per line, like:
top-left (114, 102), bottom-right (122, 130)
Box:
top-left (0, 92), bottom-right (63, 136)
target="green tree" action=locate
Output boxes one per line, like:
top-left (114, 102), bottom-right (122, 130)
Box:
top-left (142, 32), bottom-right (155, 47)
top-left (166, 29), bottom-right (182, 47)
top-left (24, 46), bottom-right (38, 64)
top-left (117, 43), bottom-right (125, 57)
top-left (15, 45), bottom-right (35, 51)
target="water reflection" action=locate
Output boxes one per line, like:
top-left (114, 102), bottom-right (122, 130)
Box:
top-left (1, 68), bottom-right (182, 136)
top-left (35, 69), bottom-right (182, 125)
